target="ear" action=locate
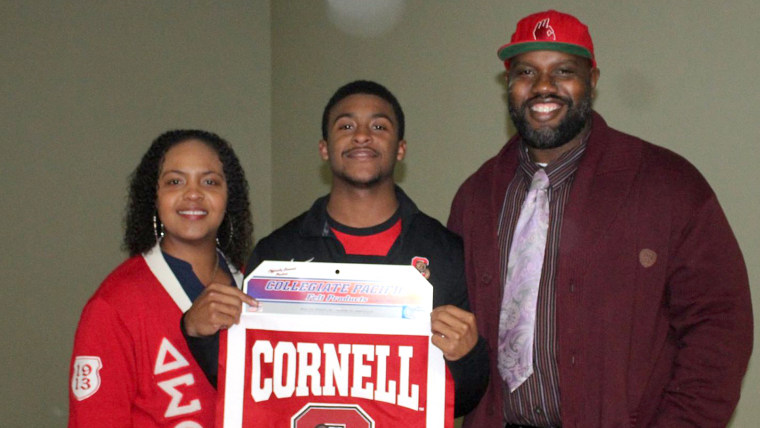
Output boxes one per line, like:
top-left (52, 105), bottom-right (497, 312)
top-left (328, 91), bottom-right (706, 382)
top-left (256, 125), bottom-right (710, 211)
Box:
top-left (318, 139), bottom-right (329, 161)
top-left (590, 67), bottom-right (600, 90)
top-left (396, 140), bottom-right (407, 161)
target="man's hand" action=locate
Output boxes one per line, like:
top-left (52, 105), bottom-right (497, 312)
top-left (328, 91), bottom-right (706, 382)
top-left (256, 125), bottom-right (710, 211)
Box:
top-left (430, 305), bottom-right (478, 361)
top-left (183, 283), bottom-right (258, 337)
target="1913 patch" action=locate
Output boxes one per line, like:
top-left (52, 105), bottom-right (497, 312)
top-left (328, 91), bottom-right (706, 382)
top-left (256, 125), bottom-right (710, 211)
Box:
top-left (71, 356), bottom-right (102, 401)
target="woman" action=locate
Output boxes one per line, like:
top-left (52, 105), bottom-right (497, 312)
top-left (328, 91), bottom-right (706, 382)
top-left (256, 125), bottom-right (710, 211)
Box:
top-left (69, 130), bottom-right (253, 427)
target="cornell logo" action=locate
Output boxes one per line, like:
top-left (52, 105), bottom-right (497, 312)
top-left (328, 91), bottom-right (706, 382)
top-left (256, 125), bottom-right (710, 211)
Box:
top-left (291, 403), bottom-right (374, 428)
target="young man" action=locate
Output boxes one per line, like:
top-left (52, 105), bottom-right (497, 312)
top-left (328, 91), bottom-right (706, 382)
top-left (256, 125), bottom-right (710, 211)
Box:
top-left (184, 80), bottom-right (489, 417)
top-left (448, 10), bottom-right (753, 428)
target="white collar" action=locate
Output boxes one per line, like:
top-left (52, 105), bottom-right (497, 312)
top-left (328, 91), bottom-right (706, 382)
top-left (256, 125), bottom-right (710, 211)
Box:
top-left (143, 243), bottom-right (243, 311)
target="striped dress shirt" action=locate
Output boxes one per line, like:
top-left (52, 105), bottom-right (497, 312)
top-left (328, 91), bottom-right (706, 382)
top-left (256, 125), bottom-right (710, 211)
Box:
top-left (498, 136), bottom-right (588, 427)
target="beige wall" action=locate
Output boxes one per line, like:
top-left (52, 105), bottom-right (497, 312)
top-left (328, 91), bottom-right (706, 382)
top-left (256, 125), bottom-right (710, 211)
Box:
top-left (270, 0), bottom-right (758, 426)
top-left (0, 1), bottom-right (271, 425)
top-left (2, 0), bottom-right (757, 425)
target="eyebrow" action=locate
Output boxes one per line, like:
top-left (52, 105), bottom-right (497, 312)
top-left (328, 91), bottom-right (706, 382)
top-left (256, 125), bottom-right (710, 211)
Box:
top-left (331, 112), bottom-right (395, 125)
top-left (159, 169), bottom-right (224, 177)
top-left (511, 57), bottom-right (584, 69)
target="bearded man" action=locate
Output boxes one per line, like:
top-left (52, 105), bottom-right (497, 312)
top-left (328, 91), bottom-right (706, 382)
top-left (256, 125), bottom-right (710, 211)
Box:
top-left (448, 9), bottom-right (752, 428)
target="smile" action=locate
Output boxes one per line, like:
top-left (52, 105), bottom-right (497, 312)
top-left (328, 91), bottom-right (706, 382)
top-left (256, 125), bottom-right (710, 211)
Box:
top-left (531, 103), bottom-right (561, 113)
top-left (343, 148), bottom-right (378, 159)
top-left (178, 210), bottom-right (208, 216)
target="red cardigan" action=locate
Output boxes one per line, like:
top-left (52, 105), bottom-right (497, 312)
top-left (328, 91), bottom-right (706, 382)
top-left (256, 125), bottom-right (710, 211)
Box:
top-left (69, 248), bottom-right (219, 427)
top-left (448, 112), bottom-right (752, 428)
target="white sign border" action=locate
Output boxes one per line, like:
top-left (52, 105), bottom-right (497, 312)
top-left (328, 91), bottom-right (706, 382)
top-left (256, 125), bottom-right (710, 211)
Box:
top-left (222, 312), bottom-right (446, 427)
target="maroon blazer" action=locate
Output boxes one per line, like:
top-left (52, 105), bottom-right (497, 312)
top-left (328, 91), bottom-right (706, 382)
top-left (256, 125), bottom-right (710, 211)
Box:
top-left (448, 112), bottom-right (752, 427)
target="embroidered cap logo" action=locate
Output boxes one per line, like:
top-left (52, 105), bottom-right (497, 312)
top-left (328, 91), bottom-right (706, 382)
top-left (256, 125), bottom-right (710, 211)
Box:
top-left (533, 18), bottom-right (556, 40)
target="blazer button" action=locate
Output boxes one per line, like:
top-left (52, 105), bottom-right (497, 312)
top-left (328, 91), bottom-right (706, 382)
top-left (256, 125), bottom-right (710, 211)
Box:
top-left (481, 273), bottom-right (492, 284)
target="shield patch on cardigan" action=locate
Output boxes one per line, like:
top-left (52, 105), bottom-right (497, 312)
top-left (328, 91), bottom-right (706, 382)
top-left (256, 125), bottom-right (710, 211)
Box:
top-left (71, 356), bottom-right (103, 401)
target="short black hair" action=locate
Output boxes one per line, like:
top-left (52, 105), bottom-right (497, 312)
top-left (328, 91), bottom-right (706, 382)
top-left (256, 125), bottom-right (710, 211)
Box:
top-left (321, 80), bottom-right (405, 140)
top-left (123, 130), bottom-right (253, 268)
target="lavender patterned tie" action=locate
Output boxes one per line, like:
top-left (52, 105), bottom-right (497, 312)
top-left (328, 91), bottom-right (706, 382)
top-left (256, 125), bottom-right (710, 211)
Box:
top-left (498, 168), bottom-right (550, 392)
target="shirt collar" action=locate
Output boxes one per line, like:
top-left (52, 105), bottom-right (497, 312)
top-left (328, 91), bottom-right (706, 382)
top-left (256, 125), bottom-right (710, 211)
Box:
top-left (517, 130), bottom-right (590, 188)
top-left (162, 250), bottom-right (231, 302)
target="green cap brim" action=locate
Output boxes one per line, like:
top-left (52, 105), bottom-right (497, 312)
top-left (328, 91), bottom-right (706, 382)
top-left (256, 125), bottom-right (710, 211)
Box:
top-left (498, 41), bottom-right (592, 62)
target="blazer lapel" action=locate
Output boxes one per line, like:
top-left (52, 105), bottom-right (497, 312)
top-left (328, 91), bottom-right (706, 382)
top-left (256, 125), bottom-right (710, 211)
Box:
top-left (558, 113), bottom-right (641, 279)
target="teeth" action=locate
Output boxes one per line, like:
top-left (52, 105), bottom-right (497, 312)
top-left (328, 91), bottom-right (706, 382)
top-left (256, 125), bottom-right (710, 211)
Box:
top-left (531, 104), bottom-right (560, 113)
top-left (179, 210), bottom-right (207, 215)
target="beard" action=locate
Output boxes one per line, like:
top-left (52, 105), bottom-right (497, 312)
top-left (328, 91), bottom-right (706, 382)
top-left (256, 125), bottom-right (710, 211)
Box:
top-left (330, 157), bottom-right (393, 189)
top-left (508, 86), bottom-right (593, 150)
top-left (329, 145), bottom-right (398, 189)
top-left (332, 169), bottom-right (384, 188)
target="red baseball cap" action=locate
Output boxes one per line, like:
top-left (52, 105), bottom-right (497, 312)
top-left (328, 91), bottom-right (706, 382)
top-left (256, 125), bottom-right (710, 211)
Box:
top-left (497, 10), bottom-right (596, 68)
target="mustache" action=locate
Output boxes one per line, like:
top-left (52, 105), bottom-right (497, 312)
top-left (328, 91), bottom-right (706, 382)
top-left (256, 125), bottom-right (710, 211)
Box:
top-left (525, 94), bottom-right (573, 106)
top-left (342, 147), bottom-right (379, 156)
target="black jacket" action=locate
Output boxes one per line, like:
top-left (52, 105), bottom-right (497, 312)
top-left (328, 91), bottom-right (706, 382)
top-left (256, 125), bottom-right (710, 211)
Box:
top-left (185, 187), bottom-right (489, 417)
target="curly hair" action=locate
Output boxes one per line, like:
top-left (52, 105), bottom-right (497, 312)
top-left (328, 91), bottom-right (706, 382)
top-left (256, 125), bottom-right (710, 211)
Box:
top-left (321, 80), bottom-right (405, 140)
top-left (124, 130), bottom-right (253, 268)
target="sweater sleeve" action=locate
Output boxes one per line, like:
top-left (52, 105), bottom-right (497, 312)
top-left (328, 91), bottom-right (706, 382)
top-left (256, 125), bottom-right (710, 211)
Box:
top-left (180, 313), bottom-right (220, 388)
top-left (69, 297), bottom-right (135, 428)
top-left (651, 193), bottom-right (753, 427)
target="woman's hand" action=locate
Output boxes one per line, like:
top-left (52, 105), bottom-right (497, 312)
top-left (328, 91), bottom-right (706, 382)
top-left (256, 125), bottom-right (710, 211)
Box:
top-left (183, 283), bottom-right (258, 337)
